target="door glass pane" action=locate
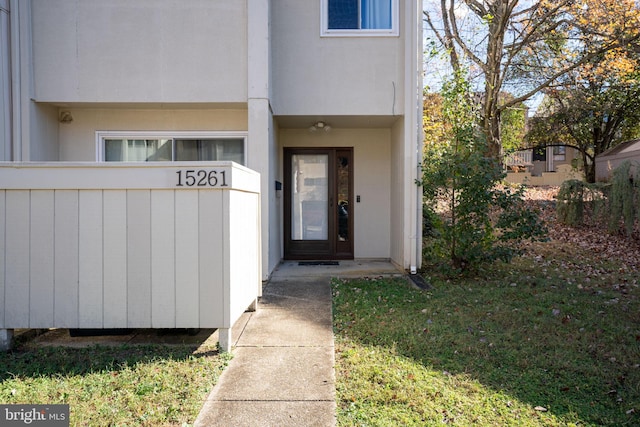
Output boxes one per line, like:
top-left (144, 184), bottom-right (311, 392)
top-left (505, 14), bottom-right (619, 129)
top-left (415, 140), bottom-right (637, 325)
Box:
top-left (337, 154), bottom-right (349, 242)
top-left (291, 154), bottom-right (328, 241)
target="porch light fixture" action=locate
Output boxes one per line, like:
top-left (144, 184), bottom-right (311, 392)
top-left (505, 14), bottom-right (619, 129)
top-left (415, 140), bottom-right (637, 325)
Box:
top-left (59, 111), bottom-right (73, 124)
top-left (309, 121), bottom-right (331, 132)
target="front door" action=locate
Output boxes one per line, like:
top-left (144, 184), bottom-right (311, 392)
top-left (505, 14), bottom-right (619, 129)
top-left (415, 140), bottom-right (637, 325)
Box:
top-left (284, 148), bottom-right (353, 259)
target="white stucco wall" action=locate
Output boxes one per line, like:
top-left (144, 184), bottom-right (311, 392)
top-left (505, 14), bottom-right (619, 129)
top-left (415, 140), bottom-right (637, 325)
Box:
top-left (389, 118), bottom-right (405, 268)
top-left (31, 0), bottom-right (247, 103)
top-left (280, 128), bottom-right (391, 259)
top-left (270, 118), bottom-right (283, 271)
top-left (271, 0), bottom-right (404, 116)
top-left (29, 103), bottom-right (59, 161)
top-left (55, 108), bottom-right (248, 161)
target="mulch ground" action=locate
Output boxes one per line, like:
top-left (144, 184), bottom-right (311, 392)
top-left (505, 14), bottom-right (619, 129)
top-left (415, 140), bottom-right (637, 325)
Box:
top-left (523, 186), bottom-right (640, 272)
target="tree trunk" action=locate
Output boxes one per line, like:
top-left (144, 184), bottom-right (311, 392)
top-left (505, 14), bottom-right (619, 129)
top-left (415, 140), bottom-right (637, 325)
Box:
top-left (483, 2), bottom-right (506, 160)
top-left (482, 106), bottom-right (502, 159)
top-left (582, 150), bottom-right (596, 183)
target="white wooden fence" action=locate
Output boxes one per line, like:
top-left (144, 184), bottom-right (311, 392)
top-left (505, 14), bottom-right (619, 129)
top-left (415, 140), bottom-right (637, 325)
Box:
top-left (0, 162), bottom-right (261, 351)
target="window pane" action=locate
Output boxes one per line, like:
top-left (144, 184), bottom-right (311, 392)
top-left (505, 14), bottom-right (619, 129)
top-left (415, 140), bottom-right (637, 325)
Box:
top-left (361, 0), bottom-right (392, 29)
top-left (104, 139), bottom-right (123, 161)
top-left (337, 154), bottom-right (349, 242)
top-left (174, 139), bottom-right (244, 164)
top-left (291, 154), bottom-right (328, 241)
top-left (145, 139), bottom-right (172, 161)
top-left (328, 0), bottom-right (358, 29)
top-left (104, 139), bottom-right (170, 162)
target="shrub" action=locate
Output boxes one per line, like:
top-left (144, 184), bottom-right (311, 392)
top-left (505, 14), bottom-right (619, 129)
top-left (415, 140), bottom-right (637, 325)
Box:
top-left (420, 72), bottom-right (546, 273)
top-left (556, 179), bottom-right (609, 226)
top-left (608, 160), bottom-right (639, 236)
top-left (556, 161), bottom-right (639, 236)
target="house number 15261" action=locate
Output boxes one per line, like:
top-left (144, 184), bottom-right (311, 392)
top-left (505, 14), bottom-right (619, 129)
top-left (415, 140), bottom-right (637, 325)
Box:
top-left (176, 170), bottom-right (228, 187)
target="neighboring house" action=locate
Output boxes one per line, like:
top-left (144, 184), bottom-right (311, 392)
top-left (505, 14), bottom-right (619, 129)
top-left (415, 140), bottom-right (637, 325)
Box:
top-left (0, 1), bottom-right (423, 345)
top-left (595, 139), bottom-right (640, 182)
top-left (504, 146), bottom-right (582, 186)
top-left (505, 146), bottom-right (579, 174)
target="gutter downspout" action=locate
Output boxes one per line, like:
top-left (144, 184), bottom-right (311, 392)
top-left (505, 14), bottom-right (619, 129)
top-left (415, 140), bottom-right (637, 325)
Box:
top-left (415, 0), bottom-right (424, 274)
top-left (409, 0), bottom-right (423, 275)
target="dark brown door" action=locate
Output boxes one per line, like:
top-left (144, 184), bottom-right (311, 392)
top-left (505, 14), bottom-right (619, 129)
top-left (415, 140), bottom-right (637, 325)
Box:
top-left (284, 148), bottom-right (353, 259)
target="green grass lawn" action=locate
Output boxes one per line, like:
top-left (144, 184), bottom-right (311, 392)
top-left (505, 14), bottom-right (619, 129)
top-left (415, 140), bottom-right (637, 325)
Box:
top-left (0, 343), bottom-right (230, 426)
top-left (333, 242), bottom-right (640, 426)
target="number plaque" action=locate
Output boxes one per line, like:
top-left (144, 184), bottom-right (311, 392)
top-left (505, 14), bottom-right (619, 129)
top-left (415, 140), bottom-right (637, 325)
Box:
top-left (176, 169), bottom-right (229, 187)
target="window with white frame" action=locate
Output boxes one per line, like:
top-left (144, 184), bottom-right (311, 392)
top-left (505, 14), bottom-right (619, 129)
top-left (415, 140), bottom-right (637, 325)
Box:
top-left (97, 132), bottom-right (246, 164)
top-left (322, 0), bottom-right (398, 36)
top-left (553, 146), bottom-right (566, 161)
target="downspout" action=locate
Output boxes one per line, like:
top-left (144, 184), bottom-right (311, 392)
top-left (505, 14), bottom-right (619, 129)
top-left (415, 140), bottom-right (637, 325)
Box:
top-left (409, 0), bottom-right (423, 274)
top-left (416, 0), bottom-right (424, 274)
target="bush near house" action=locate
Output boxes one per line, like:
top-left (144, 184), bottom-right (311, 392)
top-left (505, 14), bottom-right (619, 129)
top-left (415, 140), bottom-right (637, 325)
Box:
top-left (420, 73), bottom-right (546, 273)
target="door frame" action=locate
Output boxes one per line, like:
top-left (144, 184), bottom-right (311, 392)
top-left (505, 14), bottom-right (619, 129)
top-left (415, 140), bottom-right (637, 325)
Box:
top-left (283, 147), bottom-right (354, 260)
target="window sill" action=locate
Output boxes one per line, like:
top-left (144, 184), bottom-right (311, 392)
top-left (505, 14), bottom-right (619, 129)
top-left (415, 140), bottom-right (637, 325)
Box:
top-left (321, 29), bottom-right (399, 38)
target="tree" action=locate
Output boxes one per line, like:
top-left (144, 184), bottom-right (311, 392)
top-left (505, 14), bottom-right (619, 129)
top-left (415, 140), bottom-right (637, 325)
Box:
top-left (423, 0), bottom-right (640, 160)
top-left (424, 90), bottom-right (527, 154)
top-left (526, 71), bottom-right (640, 182)
top-left (423, 91), bottom-right (448, 149)
top-left (420, 71), bottom-right (545, 272)
top-left (499, 96), bottom-right (527, 153)
top-left (524, 0), bottom-right (640, 182)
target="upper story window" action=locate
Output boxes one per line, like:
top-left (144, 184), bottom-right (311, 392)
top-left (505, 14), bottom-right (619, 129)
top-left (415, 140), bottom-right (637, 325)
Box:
top-left (96, 131), bottom-right (246, 165)
top-left (322, 0), bottom-right (398, 37)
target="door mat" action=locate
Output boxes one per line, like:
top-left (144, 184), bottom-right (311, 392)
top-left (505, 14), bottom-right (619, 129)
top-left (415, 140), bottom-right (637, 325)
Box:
top-left (298, 261), bottom-right (340, 266)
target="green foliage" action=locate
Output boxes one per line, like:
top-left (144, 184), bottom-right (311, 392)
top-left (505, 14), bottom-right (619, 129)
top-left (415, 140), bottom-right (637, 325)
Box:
top-left (556, 161), bottom-right (639, 236)
top-left (500, 102), bottom-right (527, 154)
top-left (557, 180), bottom-right (585, 226)
top-left (557, 180), bottom-right (610, 227)
top-left (420, 72), bottom-right (546, 273)
top-left (608, 161), bottom-right (639, 236)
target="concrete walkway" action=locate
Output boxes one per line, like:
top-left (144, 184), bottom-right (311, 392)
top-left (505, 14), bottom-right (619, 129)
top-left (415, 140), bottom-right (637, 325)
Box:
top-left (194, 260), bottom-right (402, 427)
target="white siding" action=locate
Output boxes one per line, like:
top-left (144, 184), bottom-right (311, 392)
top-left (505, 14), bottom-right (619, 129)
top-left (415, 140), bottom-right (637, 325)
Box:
top-left (0, 163), bottom-right (260, 338)
top-left (198, 191), bottom-right (225, 326)
top-left (5, 191), bottom-right (30, 327)
top-left (78, 191), bottom-right (104, 328)
top-left (175, 191), bottom-right (200, 328)
top-left (54, 190), bottom-right (80, 328)
top-left (126, 190), bottom-right (152, 327)
top-left (103, 191), bottom-right (128, 327)
top-left (29, 191), bottom-right (55, 327)
top-left (228, 190), bottom-right (261, 324)
top-left (150, 190), bottom-right (176, 328)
